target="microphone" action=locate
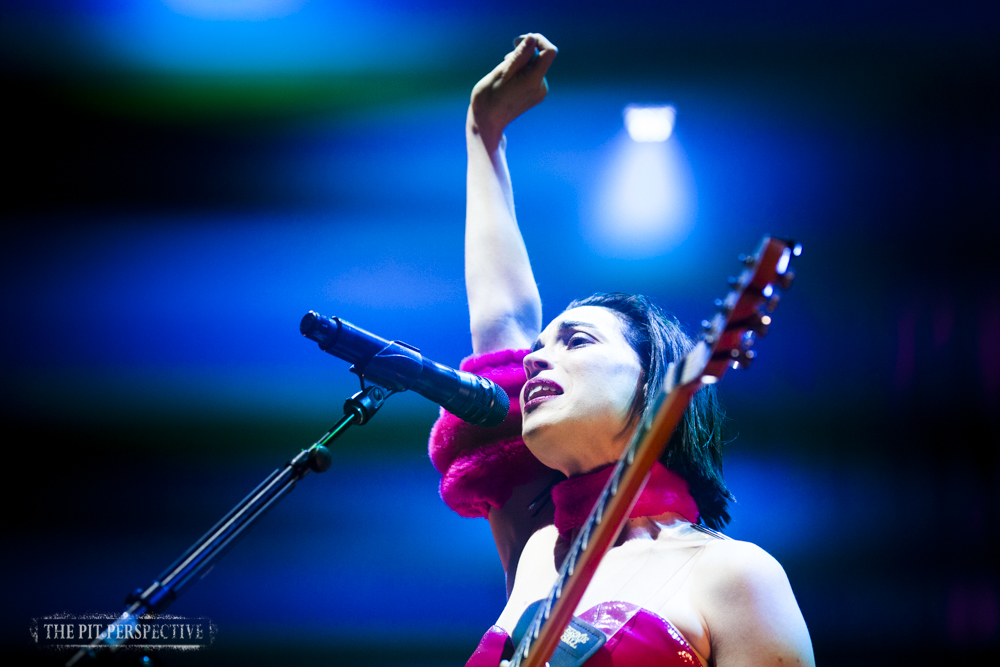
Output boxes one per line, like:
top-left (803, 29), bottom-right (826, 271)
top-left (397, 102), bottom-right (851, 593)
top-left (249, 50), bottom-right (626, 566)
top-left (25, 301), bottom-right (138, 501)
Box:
top-left (300, 311), bottom-right (510, 427)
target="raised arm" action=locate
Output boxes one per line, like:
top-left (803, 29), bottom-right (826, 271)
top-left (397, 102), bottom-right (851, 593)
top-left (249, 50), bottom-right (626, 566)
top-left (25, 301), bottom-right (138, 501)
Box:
top-left (465, 33), bottom-right (558, 354)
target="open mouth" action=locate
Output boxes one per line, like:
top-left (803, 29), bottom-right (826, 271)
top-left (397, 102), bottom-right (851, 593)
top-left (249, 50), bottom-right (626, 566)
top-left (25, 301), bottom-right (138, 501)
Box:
top-left (522, 378), bottom-right (563, 413)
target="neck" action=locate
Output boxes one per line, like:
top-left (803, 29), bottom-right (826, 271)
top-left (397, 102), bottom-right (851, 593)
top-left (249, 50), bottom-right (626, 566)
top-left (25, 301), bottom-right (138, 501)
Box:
top-left (553, 511), bottom-right (689, 570)
top-left (548, 462), bottom-right (699, 570)
top-left (551, 461), bottom-right (699, 539)
top-left (619, 511), bottom-right (690, 542)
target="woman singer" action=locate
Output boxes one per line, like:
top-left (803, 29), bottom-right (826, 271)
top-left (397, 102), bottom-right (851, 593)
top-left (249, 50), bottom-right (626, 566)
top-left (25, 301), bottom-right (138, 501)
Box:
top-left (428, 33), bottom-right (814, 667)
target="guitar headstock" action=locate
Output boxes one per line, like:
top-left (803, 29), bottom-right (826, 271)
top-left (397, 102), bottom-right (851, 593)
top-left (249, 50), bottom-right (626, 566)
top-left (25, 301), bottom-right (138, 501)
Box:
top-left (670, 236), bottom-right (801, 390)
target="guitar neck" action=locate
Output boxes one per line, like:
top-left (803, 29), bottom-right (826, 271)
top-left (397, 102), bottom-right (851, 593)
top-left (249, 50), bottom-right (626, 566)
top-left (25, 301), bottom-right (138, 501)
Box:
top-left (512, 381), bottom-right (702, 667)
top-left (509, 236), bottom-right (798, 667)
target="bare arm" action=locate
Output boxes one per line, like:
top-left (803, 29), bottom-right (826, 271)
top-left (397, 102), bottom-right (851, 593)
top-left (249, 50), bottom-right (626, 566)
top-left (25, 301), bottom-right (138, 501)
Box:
top-left (465, 36), bottom-right (562, 595)
top-left (465, 33), bottom-right (558, 354)
top-left (695, 541), bottom-right (815, 667)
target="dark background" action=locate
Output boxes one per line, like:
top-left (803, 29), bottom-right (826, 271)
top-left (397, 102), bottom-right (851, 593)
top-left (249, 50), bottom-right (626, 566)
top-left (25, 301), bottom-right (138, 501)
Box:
top-left (2, 1), bottom-right (998, 665)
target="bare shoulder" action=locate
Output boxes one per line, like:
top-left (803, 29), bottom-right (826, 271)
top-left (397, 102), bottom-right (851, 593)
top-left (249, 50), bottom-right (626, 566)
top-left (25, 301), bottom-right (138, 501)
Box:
top-left (690, 538), bottom-right (815, 667)
top-left (696, 538), bottom-right (790, 597)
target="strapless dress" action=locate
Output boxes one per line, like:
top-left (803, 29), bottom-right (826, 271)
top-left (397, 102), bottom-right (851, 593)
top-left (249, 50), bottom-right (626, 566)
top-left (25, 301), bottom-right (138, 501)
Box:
top-left (466, 600), bottom-right (702, 667)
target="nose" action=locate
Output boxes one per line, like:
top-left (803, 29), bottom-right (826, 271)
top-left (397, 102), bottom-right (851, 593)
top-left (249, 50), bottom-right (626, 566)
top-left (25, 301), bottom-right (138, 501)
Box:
top-left (523, 349), bottom-right (552, 378)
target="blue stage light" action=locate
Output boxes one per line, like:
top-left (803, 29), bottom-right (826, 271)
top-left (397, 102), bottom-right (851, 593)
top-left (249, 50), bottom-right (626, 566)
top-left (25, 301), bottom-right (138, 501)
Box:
top-left (623, 104), bottom-right (677, 142)
top-left (162, 0), bottom-right (306, 21)
top-left (585, 128), bottom-right (696, 258)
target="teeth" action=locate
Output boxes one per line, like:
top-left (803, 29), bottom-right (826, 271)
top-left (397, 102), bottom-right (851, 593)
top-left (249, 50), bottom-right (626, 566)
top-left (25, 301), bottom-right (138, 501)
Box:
top-left (527, 384), bottom-right (557, 401)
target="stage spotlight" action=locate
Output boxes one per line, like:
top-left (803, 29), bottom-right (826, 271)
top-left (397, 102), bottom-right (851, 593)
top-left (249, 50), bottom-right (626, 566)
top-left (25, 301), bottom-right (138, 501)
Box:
top-left (623, 104), bottom-right (677, 142)
top-left (162, 0), bottom-right (306, 20)
top-left (585, 127), bottom-right (696, 259)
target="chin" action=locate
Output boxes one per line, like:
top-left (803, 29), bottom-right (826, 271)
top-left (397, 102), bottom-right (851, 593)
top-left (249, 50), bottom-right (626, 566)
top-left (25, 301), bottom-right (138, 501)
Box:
top-left (522, 420), bottom-right (571, 474)
top-left (525, 415), bottom-right (634, 478)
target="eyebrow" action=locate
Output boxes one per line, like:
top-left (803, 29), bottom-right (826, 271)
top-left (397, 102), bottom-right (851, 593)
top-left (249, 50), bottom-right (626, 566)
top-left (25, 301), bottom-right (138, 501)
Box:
top-left (530, 320), bottom-right (598, 351)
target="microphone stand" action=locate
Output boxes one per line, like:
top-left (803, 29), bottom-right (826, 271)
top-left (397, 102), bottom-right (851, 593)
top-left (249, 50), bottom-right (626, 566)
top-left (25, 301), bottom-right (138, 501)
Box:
top-left (65, 384), bottom-right (390, 666)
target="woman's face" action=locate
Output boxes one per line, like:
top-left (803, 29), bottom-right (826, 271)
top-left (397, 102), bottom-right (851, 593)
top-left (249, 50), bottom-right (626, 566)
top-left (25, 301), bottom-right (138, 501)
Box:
top-left (520, 305), bottom-right (644, 477)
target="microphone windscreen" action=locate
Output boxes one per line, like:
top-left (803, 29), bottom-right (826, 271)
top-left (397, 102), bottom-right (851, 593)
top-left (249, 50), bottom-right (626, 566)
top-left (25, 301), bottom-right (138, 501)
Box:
top-left (477, 380), bottom-right (510, 428)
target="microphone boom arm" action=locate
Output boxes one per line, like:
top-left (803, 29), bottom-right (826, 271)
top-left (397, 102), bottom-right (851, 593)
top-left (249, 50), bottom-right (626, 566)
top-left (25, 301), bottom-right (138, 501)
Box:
top-left (66, 384), bottom-right (388, 665)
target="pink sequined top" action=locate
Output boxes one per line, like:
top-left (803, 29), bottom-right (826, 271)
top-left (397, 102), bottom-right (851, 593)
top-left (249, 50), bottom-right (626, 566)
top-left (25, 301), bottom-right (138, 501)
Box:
top-left (466, 601), bottom-right (703, 667)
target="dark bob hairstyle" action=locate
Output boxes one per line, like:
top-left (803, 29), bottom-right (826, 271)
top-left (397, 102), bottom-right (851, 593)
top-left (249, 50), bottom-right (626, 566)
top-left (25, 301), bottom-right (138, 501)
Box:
top-left (566, 292), bottom-right (733, 530)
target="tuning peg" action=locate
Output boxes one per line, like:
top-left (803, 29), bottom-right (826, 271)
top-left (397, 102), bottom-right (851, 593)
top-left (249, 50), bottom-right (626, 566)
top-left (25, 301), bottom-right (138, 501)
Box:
top-left (741, 331), bottom-right (756, 349)
top-left (750, 312), bottom-right (772, 336)
top-left (766, 293), bottom-right (781, 312)
top-left (729, 349), bottom-right (756, 369)
top-left (727, 275), bottom-right (740, 288)
top-left (748, 309), bottom-right (772, 335)
top-left (777, 269), bottom-right (795, 290)
top-left (777, 238), bottom-right (803, 257)
top-left (701, 319), bottom-right (713, 331)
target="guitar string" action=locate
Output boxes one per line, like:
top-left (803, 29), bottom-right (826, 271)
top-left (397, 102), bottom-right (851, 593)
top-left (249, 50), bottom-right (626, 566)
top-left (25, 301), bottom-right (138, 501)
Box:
top-left (518, 323), bottom-right (719, 658)
top-left (513, 246), bottom-right (778, 665)
top-left (515, 526), bottom-right (709, 666)
top-left (638, 533), bottom-right (710, 614)
top-left (585, 521), bottom-right (709, 620)
top-left (520, 420), bottom-right (686, 656)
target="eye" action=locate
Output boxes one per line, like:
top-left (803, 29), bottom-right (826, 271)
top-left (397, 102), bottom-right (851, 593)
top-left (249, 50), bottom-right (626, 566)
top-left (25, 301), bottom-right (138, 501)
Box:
top-left (567, 333), bottom-right (594, 348)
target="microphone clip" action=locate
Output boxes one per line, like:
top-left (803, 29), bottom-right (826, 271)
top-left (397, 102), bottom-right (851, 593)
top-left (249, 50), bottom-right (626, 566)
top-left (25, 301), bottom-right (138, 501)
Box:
top-left (351, 340), bottom-right (424, 394)
top-left (343, 384), bottom-right (389, 426)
